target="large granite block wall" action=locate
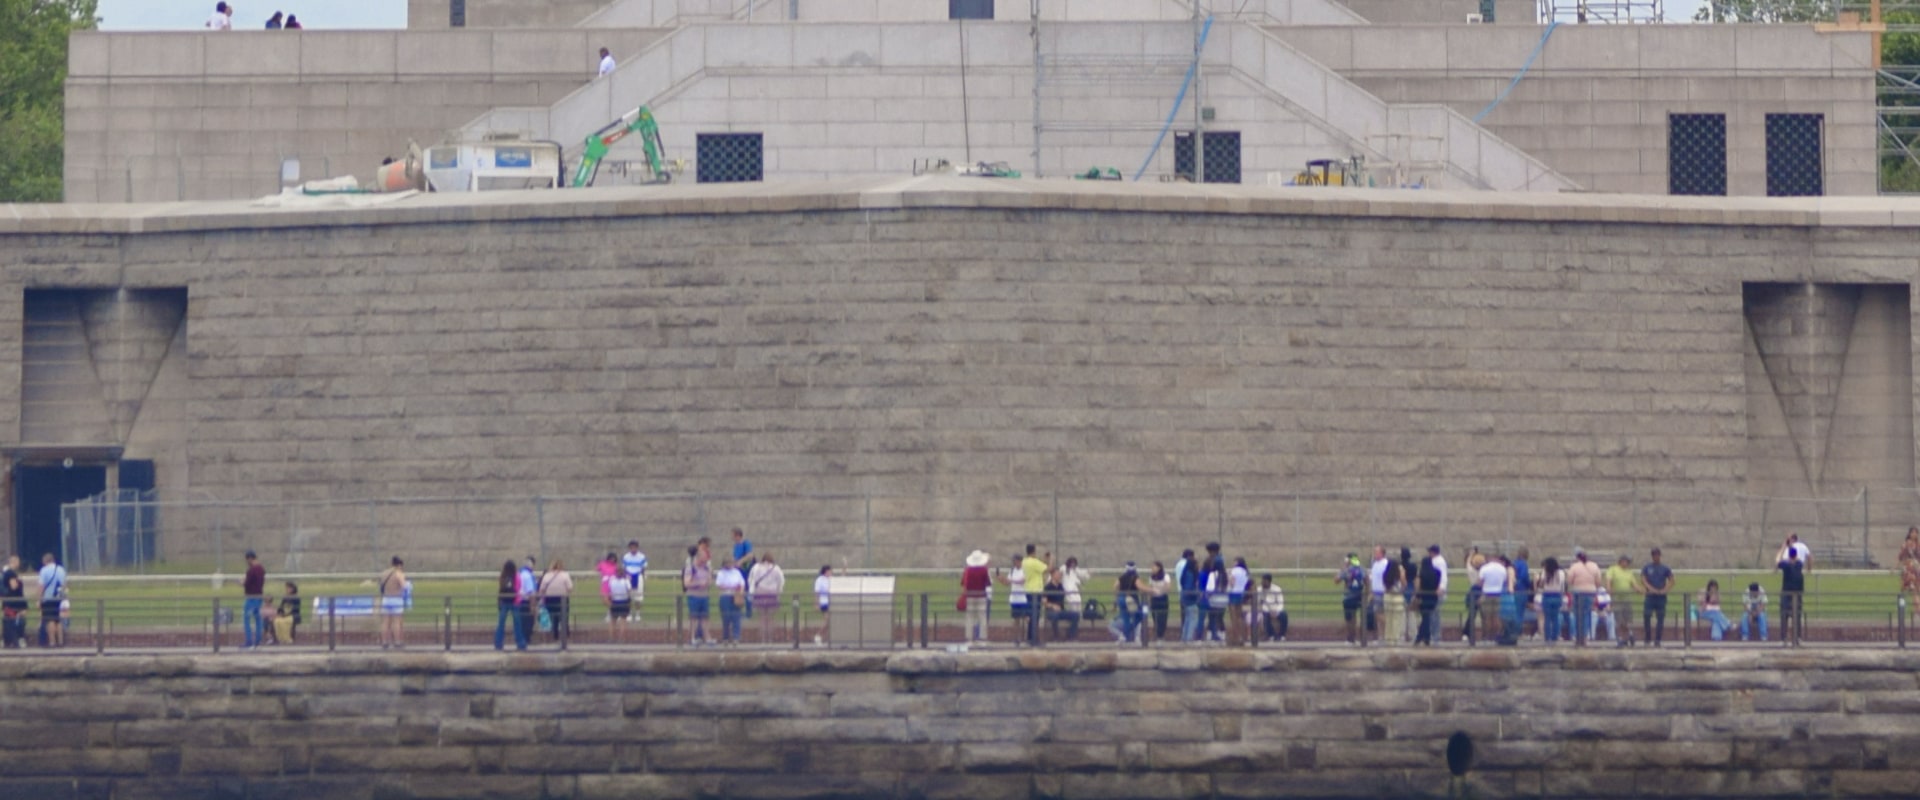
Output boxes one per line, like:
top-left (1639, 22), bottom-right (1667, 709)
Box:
top-left (1, 183), bottom-right (1916, 570)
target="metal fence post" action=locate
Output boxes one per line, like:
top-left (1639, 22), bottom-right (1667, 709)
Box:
top-left (444, 597), bottom-right (454, 652)
top-left (96, 599), bottom-right (106, 655)
top-left (1899, 595), bottom-right (1908, 649)
top-left (535, 496), bottom-right (548, 567)
top-left (368, 501), bottom-right (381, 567)
top-left (920, 593), bottom-right (929, 649)
top-left (327, 597), bottom-right (337, 652)
top-left (1683, 593), bottom-right (1692, 648)
top-left (1051, 491), bottom-right (1061, 559)
top-left (792, 597), bottom-right (801, 651)
top-left (212, 598), bottom-right (222, 653)
top-left (133, 501), bottom-right (145, 573)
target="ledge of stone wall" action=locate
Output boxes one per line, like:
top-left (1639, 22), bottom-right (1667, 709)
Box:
top-left (1, 649), bottom-right (1918, 799)
top-left (10, 177), bottom-right (1920, 236)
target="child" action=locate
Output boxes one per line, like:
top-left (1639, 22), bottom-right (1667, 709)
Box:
top-left (1593, 588), bottom-right (1614, 642)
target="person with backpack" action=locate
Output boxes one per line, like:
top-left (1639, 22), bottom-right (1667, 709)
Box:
top-left (37, 553), bottom-right (66, 648)
top-left (377, 557), bottom-right (408, 649)
top-left (1336, 554), bottom-right (1367, 646)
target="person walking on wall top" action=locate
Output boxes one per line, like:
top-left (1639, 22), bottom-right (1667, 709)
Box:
top-left (206, 2), bottom-right (233, 30)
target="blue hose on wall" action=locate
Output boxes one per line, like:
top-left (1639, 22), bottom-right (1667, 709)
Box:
top-left (1133, 15), bottom-right (1215, 182)
top-left (1473, 21), bottom-right (1559, 124)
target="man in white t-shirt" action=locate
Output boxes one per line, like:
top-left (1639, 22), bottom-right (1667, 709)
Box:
top-left (598, 47), bottom-right (616, 76)
top-left (1476, 556), bottom-right (1508, 645)
top-left (1367, 547), bottom-right (1389, 640)
top-left (206, 2), bottom-right (234, 30)
top-left (621, 541), bottom-right (647, 620)
top-left (1778, 534), bottom-right (1812, 573)
top-left (1426, 547), bottom-right (1449, 642)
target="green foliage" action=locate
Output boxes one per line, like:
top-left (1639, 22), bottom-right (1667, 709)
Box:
top-left (0, 0), bottom-right (98, 202)
top-left (1692, 0), bottom-right (1833, 22)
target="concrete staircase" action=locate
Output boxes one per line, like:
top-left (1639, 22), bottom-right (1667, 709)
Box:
top-left (453, 15), bottom-right (1575, 191)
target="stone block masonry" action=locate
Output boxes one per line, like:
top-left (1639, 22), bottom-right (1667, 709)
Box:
top-left (3, 180), bottom-right (1920, 571)
top-left (0, 648), bottom-right (1917, 799)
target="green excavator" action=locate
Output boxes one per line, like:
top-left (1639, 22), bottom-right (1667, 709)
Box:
top-left (571, 105), bottom-right (671, 188)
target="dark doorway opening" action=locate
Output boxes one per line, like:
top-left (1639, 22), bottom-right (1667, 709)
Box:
top-left (13, 463), bottom-right (106, 565)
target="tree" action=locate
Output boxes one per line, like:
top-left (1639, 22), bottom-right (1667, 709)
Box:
top-left (1882, 11), bottom-right (1920, 192)
top-left (0, 0), bottom-right (98, 202)
top-left (1692, 0), bottom-right (1833, 23)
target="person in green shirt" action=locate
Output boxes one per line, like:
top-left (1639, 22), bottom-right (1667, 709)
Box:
top-left (1021, 545), bottom-right (1050, 646)
top-left (1603, 555), bottom-right (1638, 647)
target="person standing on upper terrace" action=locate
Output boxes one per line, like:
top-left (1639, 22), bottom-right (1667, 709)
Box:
top-left (599, 47), bottom-right (616, 76)
top-left (1566, 550), bottom-right (1602, 647)
top-left (1900, 526), bottom-right (1920, 618)
top-left (206, 2), bottom-right (233, 30)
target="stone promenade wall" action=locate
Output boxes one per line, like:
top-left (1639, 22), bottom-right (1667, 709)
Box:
top-left (4, 182), bottom-right (1920, 570)
top-left (0, 649), bottom-right (1917, 799)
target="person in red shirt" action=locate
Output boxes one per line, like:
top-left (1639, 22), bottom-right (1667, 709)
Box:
top-left (960, 551), bottom-right (993, 643)
top-left (242, 550), bottom-right (266, 649)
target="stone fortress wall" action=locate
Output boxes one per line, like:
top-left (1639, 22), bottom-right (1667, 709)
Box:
top-left (2, 181), bottom-right (1918, 569)
top-left (1, 649), bottom-right (1917, 799)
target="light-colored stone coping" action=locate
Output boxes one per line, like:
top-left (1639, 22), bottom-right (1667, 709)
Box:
top-left (8, 177), bottom-right (1920, 235)
top-left (1, 648), bottom-right (1915, 678)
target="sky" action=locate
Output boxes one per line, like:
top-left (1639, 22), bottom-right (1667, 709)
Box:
top-left (96, 0), bottom-right (405, 30)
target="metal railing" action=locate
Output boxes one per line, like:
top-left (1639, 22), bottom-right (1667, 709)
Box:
top-left (0, 585), bottom-right (1908, 655)
top-left (59, 485), bottom-right (1903, 576)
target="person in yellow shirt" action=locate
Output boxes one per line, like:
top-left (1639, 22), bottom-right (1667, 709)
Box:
top-left (1021, 544), bottom-right (1050, 646)
top-left (1603, 555), bottom-right (1638, 647)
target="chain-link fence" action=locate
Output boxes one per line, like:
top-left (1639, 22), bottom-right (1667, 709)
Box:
top-left (57, 485), bottom-right (1907, 576)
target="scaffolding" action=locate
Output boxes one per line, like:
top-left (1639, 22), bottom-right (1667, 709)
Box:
top-left (1536, 0), bottom-right (1666, 23)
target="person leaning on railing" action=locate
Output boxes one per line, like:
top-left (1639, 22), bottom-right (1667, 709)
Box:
top-left (1899, 527), bottom-right (1920, 624)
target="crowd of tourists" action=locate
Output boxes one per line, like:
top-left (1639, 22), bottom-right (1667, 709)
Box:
top-left (2, 523), bottom-right (1917, 653)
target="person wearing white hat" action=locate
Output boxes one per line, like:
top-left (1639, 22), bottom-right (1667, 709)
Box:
top-left (961, 551), bottom-right (992, 643)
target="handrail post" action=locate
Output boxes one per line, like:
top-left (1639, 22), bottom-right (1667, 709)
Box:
top-left (96, 598), bottom-right (106, 655)
top-left (1899, 595), bottom-right (1908, 649)
top-left (920, 593), bottom-right (929, 649)
top-left (792, 597), bottom-right (800, 651)
top-left (444, 597), bottom-right (453, 652)
top-left (560, 597), bottom-right (569, 651)
top-left (212, 597), bottom-right (222, 653)
top-left (327, 597), bottom-right (337, 652)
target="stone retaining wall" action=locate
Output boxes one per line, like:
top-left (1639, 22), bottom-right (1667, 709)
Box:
top-left (0, 648), bottom-right (1917, 798)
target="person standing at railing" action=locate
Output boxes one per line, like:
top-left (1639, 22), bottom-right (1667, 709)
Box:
top-left (1428, 545), bottom-right (1449, 643)
top-left (495, 562), bottom-right (515, 650)
top-left (1566, 550), bottom-right (1601, 647)
top-left (1001, 553), bottom-right (1029, 644)
top-left (241, 550), bottom-right (266, 650)
top-left (37, 553), bottom-right (65, 649)
top-left (961, 551), bottom-right (993, 645)
top-left (750, 553), bottom-right (785, 644)
top-left (378, 557), bottom-right (408, 650)
top-left (813, 565), bottom-right (832, 646)
top-left (1111, 564), bottom-right (1143, 645)
top-left (539, 560), bottom-right (574, 646)
top-left (1176, 549), bottom-right (1201, 643)
top-left (683, 546), bottom-right (714, 646)
top-left (1474, 553), bottom-right (1507, 646)
top-left (623, 541), bottom-right (648, 622)
top-left (1337, 554), bottom-right (1367, 646)
top-left (1777, 547), bottom-right (1807, 647)
top-left (1367, 547), bottom-right (1390, 645)
top-left (1021, 545), bottom-right (1049, 646)
top-left (1604, 555), bottom-right (1637, 648)
top-left (2, 555), bottom-right (26, 649)
top-left (1201, 543), bottom-right (1227, 643)
top-left (1741, 583), bottom-right (1769, 642)
top-left (1461, 547), bottom-right (1487, 644)
top-left (1382, 548), bottom-right (1408, 647)
top-left (1146, 561), bottom-right (1172, 643)
top-left (732, 528), bottom-right (755, 621)
top-left (1536, 557), bottom-right (1565, 646)
top-left (1414, 547), bottom-right (1442, 646)
top-left (606, 556), bottom-right (633, 641)
top-left (1776, 533), bottom-right (1812, 575)
top-left (1898, 527), bottom-right (1919, 624)
top-left (1225, 558), bottom-right (1251, 647)
top-left (1638, 548), bottom-right (1673, 648)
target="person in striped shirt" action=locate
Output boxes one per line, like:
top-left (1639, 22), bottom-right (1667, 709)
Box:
top-left (622, 541), bottom-right (647, 622)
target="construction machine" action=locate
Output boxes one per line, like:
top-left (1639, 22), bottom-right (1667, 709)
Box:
top-left (573, 105), bottom-right (671, 188)
top-left (1291, 156), bottom-right (1372, 187)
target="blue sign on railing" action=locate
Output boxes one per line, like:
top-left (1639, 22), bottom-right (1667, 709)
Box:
top-left (312, 595), bottom-right (411, 617)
